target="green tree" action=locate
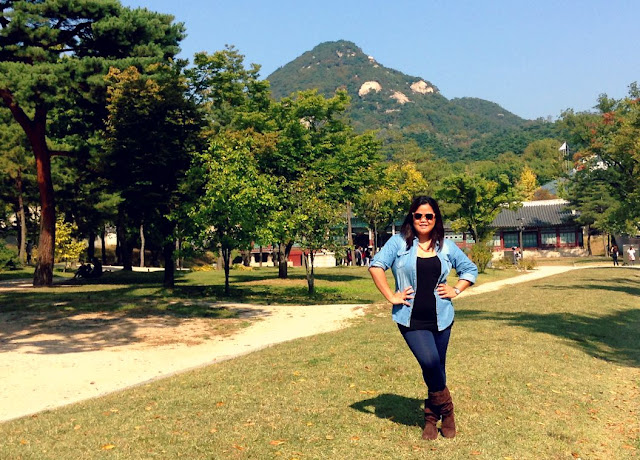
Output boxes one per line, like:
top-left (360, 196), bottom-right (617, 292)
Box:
top-left (54, 217), bottom-right (85, 271)
top-left (521, 138), bottom-right (565, 184)
top-left (569, 83), bottom-right (640, 234)
top-left (438, 173), bottom-right (519, 242)
top-left (566, 171), bottom-right (617, 255)
top-left (516, 166), bottom-right (538, 201)
top-left (0, 0), bottom-right (184, 285)
top-left (263, 89), bottom-right (371, 278)
top-left (355, 162), bottom-right (428, 252)
top-left (102, 63), bottom-right (199, 287)
top-left (0, 108), bottom-right (35, 263)
top-left (190, 132), bottom-right (274, 295)
top-left (291, 176), bottom-right (343, 294)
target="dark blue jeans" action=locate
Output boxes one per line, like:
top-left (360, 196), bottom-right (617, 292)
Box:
top-left (399, 325), bottom-right (452, 392)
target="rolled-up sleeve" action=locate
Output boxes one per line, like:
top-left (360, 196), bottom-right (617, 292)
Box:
top-left (450, 242), bottom-right (478, 284)
top-left (369, 235), bottom-right (400, 271)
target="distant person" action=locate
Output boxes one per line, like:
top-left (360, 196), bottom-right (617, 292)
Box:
top-left (627, 246), bottom-right (636, 266)
top-left (369, 196), bottom-right (477, 440)
top-left (25, 241), bottom-right (33, 265)
top-left (511, 246), bottom-right (519, 265)
top-left (364, 247), bottom-right (371, 266)
top-left (74, 263), bottom-right (92, 279)
top-left (355, 247), bottom-right (362, 266)
top-left (91, 257), bottom-right (103, 278)
top-left (611, 245), bottom-right (619, 266)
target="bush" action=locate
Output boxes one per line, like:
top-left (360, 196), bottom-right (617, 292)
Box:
top-left (0, 242), bottom-right (20, 271)
top-left (468, 242), bottom-right (493, 274)
top-left (491, 258), bottom-right (514, 270)
top-left (190, 264), bottom-right (216, 272)
top-left (520, 257), bottom-right (538, 270)
top-left (231, 263), bottom-right (253, 271)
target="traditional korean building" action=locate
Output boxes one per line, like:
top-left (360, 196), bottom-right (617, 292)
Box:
top-left (489, 199), bottom-right (585, 255)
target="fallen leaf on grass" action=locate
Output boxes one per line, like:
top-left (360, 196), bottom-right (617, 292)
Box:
top-left (269, 440), bottom-right (286, 446)
top-left (232, 444), bottom-right (245, 451)
top-left (20, 440), bottom-right (28, 445)
top-left (471, 451), bottom-right (481, 455)
top-left (216, 401), bottom-right (225, 407)
top-left (101, 444), bottom-right (116, 450)
top-left (325, 435), bottom-right (334, 440)
top-left (350, 436), bottom-right (360, 441)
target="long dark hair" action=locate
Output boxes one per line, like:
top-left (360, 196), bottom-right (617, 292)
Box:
top-left (400, 196), bottom-right (445, 250)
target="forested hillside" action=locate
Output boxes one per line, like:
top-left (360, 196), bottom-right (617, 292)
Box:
top-left (268, 40), bottom-right (553, 161)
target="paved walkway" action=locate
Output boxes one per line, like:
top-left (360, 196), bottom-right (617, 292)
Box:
top-left (0, 263), bottom-right (617, 423)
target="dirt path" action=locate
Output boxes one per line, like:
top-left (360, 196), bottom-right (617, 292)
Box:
top-left (0, 264), bottom-right (610, 423)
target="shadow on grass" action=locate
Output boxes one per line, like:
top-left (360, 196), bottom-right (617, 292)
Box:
top-left (537, 273), bottom-right (640, 297)
top-left (350, 393), bottom-right (423, 427)
top-left (0, 284), bottom-right (270, 354)
top-left (457, 307), bottom-right (640, 367)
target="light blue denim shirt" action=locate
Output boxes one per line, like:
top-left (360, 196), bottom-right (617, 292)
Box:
top-left (370, 234), bottom-right (478, 330)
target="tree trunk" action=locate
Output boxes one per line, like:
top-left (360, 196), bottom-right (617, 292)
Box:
top-left (87, 230), bottom-right (95, 261)
top-left (259, 246), bottom-right (263, 268)
top-left (175, 238), bottom-right (183, 270)
top-left (163, 239), bottom-right (175, 288)
top-left (241, 249), bottom-right (251, 267)
top-left (586, 224), bottom-right (592, 256)
top-left (372, 222), bottom-right (378, 256)
top-left (0, 93), bottom-right (55, 286)
top-left (16, 171), bottom-right (27, 264)
top-left (101, 228), bottom-right (107, 264)
top-left (32, 133), bottom-right (55, 286)
top-left (278, 243), bottom-right (287, 279)
top-left (139, 223), bottom-right (145, 267)
top-left (117, 210), bottom-right (132, 270)
top-left (222, 246), bottom-right (231, 296)
top-left (303, 249), bottom-right (315, 295)
top-left (346, 202), bottom-right (353, 247)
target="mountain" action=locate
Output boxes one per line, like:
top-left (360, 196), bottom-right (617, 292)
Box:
top-left (267, 40), bottom-right (551, 161)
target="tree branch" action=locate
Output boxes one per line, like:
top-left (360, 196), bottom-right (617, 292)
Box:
top-left (0, 88), bottom-right (34, 135)
top-left (50, 150), bottom-right (75, 158)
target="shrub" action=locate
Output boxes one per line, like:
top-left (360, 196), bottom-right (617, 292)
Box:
top-left (468, 242), bottom-right (493, 274)
top-left (0, 242), bottom-right (20, 271)
top-left (190, 265), bottom-right (213, 272)
top-left (520, 257), bottom-right (538, 270)
top-left (231, 263), bottom-right (253, 271)
top-left (491, 258), bottom-right (514, 270)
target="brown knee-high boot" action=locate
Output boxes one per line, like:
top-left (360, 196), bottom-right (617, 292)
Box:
top-left (428, 386), bottom-right (456, 438)
top-left (422, 398), bottom-right (439, 440)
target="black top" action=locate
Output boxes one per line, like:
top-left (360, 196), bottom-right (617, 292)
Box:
top-left (405, 255), bottom-right (441, 331)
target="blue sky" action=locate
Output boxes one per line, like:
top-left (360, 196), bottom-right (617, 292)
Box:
top-left (122, 0), bottom-right (639, 120)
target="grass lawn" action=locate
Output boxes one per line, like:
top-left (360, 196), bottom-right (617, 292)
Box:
top-left (1, 267), bottom-right (638, 459)
top-left (0, 265), bottom-right (518, 314)
top-left (534, 256), bottom-right (610, 266)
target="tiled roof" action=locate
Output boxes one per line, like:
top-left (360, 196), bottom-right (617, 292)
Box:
top-left (491, 199), bottom-right (578, 228)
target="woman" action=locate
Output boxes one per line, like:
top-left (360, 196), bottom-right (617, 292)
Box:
top-left (611, 244), bottom-right (619, 266)
top-left (369, 196), bottom-right (477, 440)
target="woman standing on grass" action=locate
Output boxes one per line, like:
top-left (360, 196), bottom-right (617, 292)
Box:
top-left (369, 196), bottom-right (477, 440)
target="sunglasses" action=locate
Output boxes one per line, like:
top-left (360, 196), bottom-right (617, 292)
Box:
top-left (413, 212), bottom-right (435, 221)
